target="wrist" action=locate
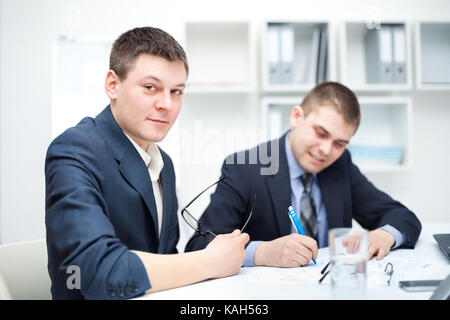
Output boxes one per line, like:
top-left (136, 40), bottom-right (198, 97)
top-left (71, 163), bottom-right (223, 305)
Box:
top-left (196, 248), bottom-right (217, 280)
top-left (253, 241), bottom-right (268, 266)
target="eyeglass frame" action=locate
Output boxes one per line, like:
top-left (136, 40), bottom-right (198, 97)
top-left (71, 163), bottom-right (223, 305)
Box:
top-left (318, 259), bottom-right (395, 286)
top-left (181, 175), bottom-right (255, 242)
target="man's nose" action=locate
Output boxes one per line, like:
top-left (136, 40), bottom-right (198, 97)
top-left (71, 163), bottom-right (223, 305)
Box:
top-left (155, 90), bottom-right (172, 110)
top-left (319, 139), bottom-right (332, 156)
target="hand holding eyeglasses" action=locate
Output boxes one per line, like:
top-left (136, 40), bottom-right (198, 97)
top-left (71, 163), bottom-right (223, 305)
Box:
top-left (204, 229), bottom-right (250, 279)
top-left (181, 176), bottom-right (253, 278)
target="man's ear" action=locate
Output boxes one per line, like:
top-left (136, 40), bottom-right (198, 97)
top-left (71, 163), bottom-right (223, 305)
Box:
top-left (289, 105), bottom-right (304, 128)
top-left (105, 70), bottom-right (120, 100)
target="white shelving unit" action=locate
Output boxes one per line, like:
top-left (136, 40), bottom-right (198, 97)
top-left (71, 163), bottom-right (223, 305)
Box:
top-left (181, 20), bottom-right (419, 173)
top-left (262, 97), bottom-right (412, 172)
top-left (183, 21), bottom-right (256, 93)
top-left (415, 21), bottom-right (450, 90)
top-left (261, 21), bottom-right (336, 92)
top-left (349, 97), bottom-right (412, 172)
top-left (261, 97), bottom-right (301, 141)
top-left (340, 21), bottom-right (413, 91)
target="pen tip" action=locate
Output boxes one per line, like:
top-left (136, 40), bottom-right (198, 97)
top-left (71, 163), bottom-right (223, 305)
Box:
top-left (288, 206), bottom-right (293, 211)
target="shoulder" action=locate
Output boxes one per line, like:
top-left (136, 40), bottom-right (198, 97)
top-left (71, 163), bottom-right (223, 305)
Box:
top-left (45, 117), bottom-right (110, 171)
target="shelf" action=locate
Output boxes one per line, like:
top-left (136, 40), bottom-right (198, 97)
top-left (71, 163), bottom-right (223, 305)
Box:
top-left (350, 97), bottom-right (412, 171)
top-left (262, 97), bottom-right (412, 172)
top-left (340, 21), bottom-right (412, 91)
top-left (262, 21), bottom-right (336, 92)
top-left (184, 22), bottom-right (255, 92)
top-left (261, 97), bottom-right (301, 141)
top-left (415, 21), bottom-right (450, 90)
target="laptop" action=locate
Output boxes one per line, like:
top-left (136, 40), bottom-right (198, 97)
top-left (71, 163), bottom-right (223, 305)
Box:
top-left (433, 234), bottom-right (450, 259)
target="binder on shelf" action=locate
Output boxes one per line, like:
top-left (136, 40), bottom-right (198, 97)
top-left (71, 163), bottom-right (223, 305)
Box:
top-left (279, 24), bottom-right (295, 84)
top-left (268, 24), bottom-right (281, 84)
top-left (364, 26), bottom-right (394, 84)
top-left (268, 105), bottom-right (283, 139)
top-left (309, 28), bottom-right (320, 84)
top-left (364, 24), bottom-right (407, 84)
top-left (315, 24), bottom-right (328, 84)
top-left (392, 25), bottom-right (407, 84)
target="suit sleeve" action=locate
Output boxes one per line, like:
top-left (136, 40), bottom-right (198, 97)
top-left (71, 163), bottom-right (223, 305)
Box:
top-left (184, 156), bottom-right (254, 252)
top-left (45, 130), bottom-right (151, 299)
top-left (346, 151), bottom-right (422, 248)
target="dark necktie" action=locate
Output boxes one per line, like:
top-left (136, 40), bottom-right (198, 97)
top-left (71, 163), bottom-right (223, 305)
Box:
top-left (300, 173), bottom-right (318, 240)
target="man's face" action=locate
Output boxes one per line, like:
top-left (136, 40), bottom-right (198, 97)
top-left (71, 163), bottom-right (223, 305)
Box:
top-left (288, 105), bottom-right (356, 174)
top-left (106, 53), bottom-right (187, 149)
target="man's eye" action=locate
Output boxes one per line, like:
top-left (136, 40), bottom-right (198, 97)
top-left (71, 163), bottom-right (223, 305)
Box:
top-left (172, 89), bottom-right (183, 95)
top-left (145, 86), bottom-right (156, 91)
top-left (316, 130), bottom-right (326, 137)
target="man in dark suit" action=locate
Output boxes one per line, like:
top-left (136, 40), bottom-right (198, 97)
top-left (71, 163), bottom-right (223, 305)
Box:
top-left (185, 82), bottom-right (421, 268)
top-left (45, 27), bottom-right (249, 300)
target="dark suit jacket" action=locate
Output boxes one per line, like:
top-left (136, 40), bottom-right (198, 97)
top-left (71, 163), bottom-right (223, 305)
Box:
top-left (185, 132), bottom-right (421, 252)
top-left (45, 106), bottom-right (179, 299)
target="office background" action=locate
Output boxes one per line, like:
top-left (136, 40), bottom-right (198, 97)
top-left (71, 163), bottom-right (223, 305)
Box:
top-left (0, 0), bottom-right (449, 249)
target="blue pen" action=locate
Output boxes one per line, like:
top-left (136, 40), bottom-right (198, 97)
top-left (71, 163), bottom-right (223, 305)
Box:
top-left (288, 206), bottom-right (317, 264)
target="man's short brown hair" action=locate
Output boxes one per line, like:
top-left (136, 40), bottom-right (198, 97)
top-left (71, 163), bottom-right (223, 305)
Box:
top-left (301, 81), bottom-right (361, 129)
top-left (110, 26), bottom-right (189, 80)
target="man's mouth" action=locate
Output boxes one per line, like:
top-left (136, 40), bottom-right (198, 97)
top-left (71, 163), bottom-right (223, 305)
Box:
top-left (147, 118), bottom-right (169, 125)
top-left (309, 151), bottom-right (325, 163)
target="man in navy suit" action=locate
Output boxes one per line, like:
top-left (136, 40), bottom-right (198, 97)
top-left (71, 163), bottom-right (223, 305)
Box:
top-left (185, 82), bottom-right (421, 268)
top-left (45, 27), bottom-right (249, 299)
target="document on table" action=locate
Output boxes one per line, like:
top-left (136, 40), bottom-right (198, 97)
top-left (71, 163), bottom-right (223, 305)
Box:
top-left (367, 257), bottom-right (450, 288)
top-left (240, 256), bottom-right (331, 285)
top-left (239, 256), bottom-right (449, 287)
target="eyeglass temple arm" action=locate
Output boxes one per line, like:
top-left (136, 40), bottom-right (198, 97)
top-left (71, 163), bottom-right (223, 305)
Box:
top-left (184, 176), bottom-right (226, 209)
top-left (240, 195), bottom-right (256, 233)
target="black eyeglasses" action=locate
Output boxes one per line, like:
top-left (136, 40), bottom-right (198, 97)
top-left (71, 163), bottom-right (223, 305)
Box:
top-left (181, 176), bottom-right (255, 243)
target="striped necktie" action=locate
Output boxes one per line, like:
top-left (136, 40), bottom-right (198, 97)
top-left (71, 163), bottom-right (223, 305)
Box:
top-left (300, 173), bottom-right (318, 240)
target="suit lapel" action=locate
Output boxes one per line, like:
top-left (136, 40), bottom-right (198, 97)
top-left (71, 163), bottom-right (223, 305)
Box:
top-left (317, 166), bottom-right (344, 230)
top-left (157, 162), bottom-right (171, 253)
top-left (95, 106), bottom-right (159, 236)
top-left (265, 133), bottom-right (292, 236)
top-left (118, 151), bottom-right (159, 235)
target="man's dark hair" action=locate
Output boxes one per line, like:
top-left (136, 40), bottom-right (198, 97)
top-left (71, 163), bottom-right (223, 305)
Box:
top-left (110, 26), bottom-right (189, 80)
top-left (301, 81), bottom-right (361, 129)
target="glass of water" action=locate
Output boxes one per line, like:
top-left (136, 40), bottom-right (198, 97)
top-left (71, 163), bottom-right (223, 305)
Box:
top-left (329, 227), bottom-right (368, 299)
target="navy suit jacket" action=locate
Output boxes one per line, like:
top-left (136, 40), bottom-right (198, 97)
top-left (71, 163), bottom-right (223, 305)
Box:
top-left (185, 132), bottom-right (421, 252)
top-left (45, 106), bottom-right (179, 299)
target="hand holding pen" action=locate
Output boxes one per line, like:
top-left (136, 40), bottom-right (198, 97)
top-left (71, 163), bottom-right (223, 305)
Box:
top-left (288, 206), bottom-right (317, 264)
top-left (251, 206), bottom-right (318, 268)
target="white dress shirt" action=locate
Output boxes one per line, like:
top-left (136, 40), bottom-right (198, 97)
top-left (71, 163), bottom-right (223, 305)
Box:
top-left (124, 133), bottom-right (164, 238)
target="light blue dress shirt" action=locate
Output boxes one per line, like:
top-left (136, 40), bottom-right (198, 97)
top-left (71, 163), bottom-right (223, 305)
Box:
top-left (243, 134), bottom-right (404, 266)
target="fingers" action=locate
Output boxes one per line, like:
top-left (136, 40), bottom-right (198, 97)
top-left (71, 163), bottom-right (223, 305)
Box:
top-left (293, 234), bottom-right (318, 260)
top-left (343, 234), bottom-right (362, 253)
top-left (222, 229), bottom-right (241, 239)
top-left (287, 234), bottom-right (318, 265)
top-left (222, 230), bottom-right (250, 246)
top-left (239, 232), bottom-right (250, 245)
top-left (367, 245), bottom-right (377, 260)
top-left (368, 245), bottom-right (389, 261)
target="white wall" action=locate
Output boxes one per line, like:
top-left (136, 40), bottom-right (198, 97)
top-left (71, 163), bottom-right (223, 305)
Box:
top-left (1, 0), bottom-right (450, 245)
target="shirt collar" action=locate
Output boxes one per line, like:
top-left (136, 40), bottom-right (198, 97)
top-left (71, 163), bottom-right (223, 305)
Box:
top-left (123, 132), bottom-right (164, 182)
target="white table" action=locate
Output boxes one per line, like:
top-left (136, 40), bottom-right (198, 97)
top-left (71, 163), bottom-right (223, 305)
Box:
top-left (135, 222), bottom-right (450, 300)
